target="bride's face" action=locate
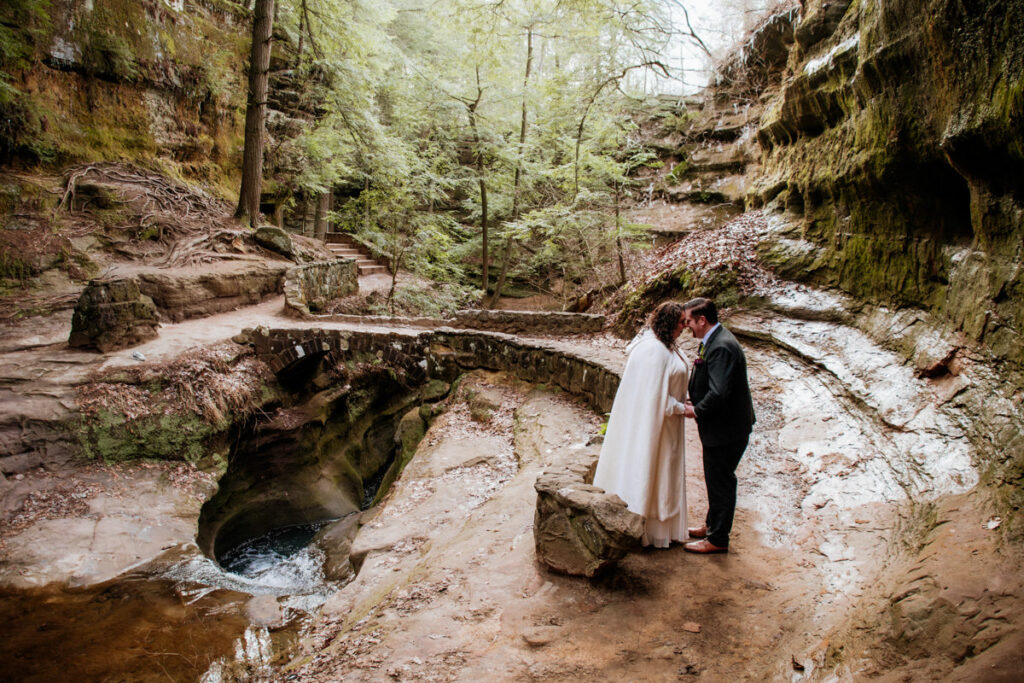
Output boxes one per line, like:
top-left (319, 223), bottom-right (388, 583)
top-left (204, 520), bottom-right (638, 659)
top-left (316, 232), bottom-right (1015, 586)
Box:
top-left (682, 311), bottom-right (702, 338)
top-left (673, 317), bottom-right (686, 340)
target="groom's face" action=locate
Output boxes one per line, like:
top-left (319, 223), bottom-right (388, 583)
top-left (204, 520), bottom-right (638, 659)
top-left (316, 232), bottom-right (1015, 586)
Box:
top-left (682, 311), bottom-right (705, 338)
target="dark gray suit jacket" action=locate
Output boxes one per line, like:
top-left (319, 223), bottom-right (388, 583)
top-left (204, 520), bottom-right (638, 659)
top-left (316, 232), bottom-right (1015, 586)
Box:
top-left (688, 325), bottom-right (755, 447)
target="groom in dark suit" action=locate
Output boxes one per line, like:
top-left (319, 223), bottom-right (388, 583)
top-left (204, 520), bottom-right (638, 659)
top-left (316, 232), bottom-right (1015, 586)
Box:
top-left (680, 298), bottom-right (755, 554)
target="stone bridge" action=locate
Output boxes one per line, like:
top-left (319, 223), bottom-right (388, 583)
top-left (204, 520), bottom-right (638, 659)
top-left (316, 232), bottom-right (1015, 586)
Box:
top-left (242, 325), bottom-right (621, 414)
top-left (239, 324), bottom-right (644, 576)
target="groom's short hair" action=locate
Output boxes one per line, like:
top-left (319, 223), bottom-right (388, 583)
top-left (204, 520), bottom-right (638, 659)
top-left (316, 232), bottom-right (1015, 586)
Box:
top-left (683, 297), bottom-right (718, 324)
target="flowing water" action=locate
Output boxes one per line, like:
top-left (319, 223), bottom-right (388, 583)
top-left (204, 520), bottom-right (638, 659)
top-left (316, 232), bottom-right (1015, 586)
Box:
top-left (0, 521), bottom-right (343, 682)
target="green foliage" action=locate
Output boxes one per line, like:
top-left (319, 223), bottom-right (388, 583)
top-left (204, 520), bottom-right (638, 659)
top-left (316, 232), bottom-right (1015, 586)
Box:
top-left (366, 281), bottom-right (482, 318)
top-left (259, 0), bottom-right (678, 293)
top-left (666, 159), bottom-right (691, 184)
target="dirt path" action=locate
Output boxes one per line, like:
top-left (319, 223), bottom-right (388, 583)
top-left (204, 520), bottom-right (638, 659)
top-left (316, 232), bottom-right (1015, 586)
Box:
top-left (282, 370), bottom-right (820, 683)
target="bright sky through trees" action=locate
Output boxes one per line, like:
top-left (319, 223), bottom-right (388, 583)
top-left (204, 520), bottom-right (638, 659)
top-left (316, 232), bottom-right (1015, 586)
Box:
top-left (645, 0), bottom-right (786, 94)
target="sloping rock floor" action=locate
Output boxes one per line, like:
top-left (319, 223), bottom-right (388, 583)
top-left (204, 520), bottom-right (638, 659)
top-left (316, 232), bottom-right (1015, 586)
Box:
top-left (0, 273), bottom-right (1021, 681)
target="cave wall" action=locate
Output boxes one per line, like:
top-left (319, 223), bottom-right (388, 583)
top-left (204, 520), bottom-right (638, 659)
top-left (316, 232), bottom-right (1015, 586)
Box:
top-left (752, 0), bottom-right (1024, 366)
top-left (196, 365), bottom-right (432, 561)
top-left (1, 0), bottom-right (249, 189)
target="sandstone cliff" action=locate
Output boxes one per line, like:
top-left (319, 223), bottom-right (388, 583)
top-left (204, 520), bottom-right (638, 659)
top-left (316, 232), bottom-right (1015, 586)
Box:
top-left (752, 0), bottom-right (1023, 370)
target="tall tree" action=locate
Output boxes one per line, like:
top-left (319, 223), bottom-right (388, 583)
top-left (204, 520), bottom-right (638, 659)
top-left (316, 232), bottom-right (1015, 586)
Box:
top-left (235, 0), bottom-right (276, 224)
top-left (487, 23), bottom-right (533, 308)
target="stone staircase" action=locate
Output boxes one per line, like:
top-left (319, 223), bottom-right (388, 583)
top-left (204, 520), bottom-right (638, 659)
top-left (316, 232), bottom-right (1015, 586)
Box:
top-left (324, 232), bottom-right (389, 276)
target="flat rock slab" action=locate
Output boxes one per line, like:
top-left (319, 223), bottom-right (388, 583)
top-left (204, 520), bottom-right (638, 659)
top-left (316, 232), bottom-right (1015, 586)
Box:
top-left (0, 463), bottom-right (216, 589)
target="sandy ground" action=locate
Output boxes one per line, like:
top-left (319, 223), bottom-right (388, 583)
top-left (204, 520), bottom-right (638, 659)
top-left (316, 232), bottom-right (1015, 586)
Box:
top-left (282, 370), bottom-right (822, 682)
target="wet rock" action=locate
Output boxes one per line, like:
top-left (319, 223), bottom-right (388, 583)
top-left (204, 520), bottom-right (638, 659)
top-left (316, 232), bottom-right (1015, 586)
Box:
top-left (245, 595), bottom-right (284, 628)
top-left (533, 453), bottom-right (643, 577)
top-left (254, 225), bottom-right (294, 258)
top-left (314, 515), bottom-right (360, 584)
top-left (68, 279), bottom-right (159, 352)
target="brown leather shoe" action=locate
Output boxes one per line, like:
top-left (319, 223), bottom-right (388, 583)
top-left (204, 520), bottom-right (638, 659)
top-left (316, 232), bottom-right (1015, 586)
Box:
top-left (687, 525), bottom-right (708, 539)
top-left (683, 539), bottom-right (728, 554)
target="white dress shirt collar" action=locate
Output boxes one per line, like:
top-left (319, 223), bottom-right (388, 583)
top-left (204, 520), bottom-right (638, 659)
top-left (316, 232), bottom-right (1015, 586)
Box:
top-left (702, 322), bottom-right (721, 347)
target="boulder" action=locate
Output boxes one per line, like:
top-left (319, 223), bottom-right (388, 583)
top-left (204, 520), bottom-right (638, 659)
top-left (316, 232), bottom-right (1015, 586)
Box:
top-left (254, 225), bottom-right (295, 259)
top-left (68, 278), bottom-right (159, 352)
top-left (533, 453), bottom-right (643, 577)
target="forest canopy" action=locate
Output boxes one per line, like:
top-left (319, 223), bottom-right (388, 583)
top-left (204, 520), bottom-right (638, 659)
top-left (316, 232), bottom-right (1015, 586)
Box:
top-left (258, 0), bottom-right (713, 304)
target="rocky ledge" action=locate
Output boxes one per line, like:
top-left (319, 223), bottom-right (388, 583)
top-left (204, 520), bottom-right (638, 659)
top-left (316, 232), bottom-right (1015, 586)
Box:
top-left (533, 449), bottom-right (643, 577)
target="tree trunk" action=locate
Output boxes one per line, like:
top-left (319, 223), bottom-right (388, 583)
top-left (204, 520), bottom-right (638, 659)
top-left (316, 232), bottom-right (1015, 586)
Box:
top-left (296, 0), bottom-right (305, 67)
top-left (363, 177), bottom-right (371, 232)
top-left (234, 0), bottom-right (275, 224)
top-left (301, 194), bottom-right (311, 237)
top-left (479, 177), bottom-right (488, 293)
top-left (313, 192), bottom-right (329, 240)
top-left (615, 181), bottom-right (627, 285)
top-left (466, 70), bottom-right (490, 297)
top-left (488, 27), bottom-right (533, 309)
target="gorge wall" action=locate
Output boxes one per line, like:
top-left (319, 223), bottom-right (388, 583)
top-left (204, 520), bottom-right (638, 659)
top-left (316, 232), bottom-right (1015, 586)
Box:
top-left (750, 0), bottom-right (1023, 369)
top-left (682, 0), bottom-right (1024, 523)
top-left (1, 0), bottom-right (250, 188)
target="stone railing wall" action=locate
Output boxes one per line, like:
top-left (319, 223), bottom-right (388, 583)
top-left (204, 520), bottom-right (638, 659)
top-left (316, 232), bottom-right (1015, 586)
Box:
top-left (320, 309), bottom-right (606, 338)
top-left (284, 259), bottom-right (359, 317)
top-left (450, 310), bottom-right (604, 335)
top-left (241, 326), bottom-right (620, 414)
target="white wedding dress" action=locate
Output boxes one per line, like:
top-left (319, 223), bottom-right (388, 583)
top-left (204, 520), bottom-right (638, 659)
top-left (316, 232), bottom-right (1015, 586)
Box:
top-left (593, 329), bottom-right (689, 548)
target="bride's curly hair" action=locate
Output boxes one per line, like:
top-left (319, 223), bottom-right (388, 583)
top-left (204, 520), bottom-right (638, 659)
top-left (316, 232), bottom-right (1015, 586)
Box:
top-left (649, 301), bottom-right (685, 349)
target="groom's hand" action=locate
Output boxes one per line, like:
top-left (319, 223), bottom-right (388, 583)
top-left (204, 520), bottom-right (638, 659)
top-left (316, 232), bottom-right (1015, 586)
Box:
top-left (683, 401), bottom-right (696, 419)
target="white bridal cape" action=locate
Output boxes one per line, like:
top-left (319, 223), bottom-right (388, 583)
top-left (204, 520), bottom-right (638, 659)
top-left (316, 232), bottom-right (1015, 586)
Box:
top-left (593, 329), bottom-right (689, 547)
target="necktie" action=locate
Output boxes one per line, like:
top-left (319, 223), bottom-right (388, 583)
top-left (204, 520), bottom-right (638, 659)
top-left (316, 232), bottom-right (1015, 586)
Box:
top-left (697, 341), bottom-right (704, 359)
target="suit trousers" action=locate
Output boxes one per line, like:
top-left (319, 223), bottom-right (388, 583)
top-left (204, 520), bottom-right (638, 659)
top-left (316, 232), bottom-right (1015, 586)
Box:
top-left (702, 436), bottom-right (749, 548)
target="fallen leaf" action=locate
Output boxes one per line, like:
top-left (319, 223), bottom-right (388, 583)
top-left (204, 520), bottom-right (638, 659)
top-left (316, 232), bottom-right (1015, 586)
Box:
top-left (682, 622), bottom-right (701, 633)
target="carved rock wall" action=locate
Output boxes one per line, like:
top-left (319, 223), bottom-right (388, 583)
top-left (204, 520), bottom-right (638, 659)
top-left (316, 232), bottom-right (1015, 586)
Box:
top-left (136, 264), bottom-right (287, 322)
top-left (751, 0), bottom-right (1024, 366)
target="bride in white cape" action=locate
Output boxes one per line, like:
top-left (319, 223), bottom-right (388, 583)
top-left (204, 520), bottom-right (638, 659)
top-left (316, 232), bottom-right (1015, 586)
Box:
top-left (593, 301), bottom-right (689, 548)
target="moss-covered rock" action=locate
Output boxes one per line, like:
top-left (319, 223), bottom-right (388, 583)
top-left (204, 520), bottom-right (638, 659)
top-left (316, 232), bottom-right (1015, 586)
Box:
top-left (752, 0), bottom-right (1024, 368)
top-left (1, 0), bottom-right (249, 187)
top-left (68, 278), bottom-right (159, 351)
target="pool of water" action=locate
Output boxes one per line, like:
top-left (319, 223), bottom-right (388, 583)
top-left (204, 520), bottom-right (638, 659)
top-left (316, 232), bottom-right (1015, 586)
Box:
top-left (219, 522), bottom-right (330, 595)
top-left (0, 521), bottom-right (344, 682)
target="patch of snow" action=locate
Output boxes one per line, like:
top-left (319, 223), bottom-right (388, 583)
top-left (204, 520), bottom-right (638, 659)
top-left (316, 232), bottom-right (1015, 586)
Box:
top-left (804, 34), bottom-right (860, 76)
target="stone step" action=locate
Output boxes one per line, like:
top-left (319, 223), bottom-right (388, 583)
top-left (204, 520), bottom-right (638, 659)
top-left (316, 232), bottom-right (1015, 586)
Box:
top-left (324, 232), bottom-right (389, 274)
top-left (359, 264), bottom-right (388, 275)
top-left (324, 231), bottom-right (357, 244)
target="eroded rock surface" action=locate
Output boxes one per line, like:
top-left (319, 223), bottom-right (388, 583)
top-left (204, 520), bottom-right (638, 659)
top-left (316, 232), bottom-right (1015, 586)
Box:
top-left (68, 278), bottom-right (159, 352)
top-left (533, 454), bottom-right (643, 577)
